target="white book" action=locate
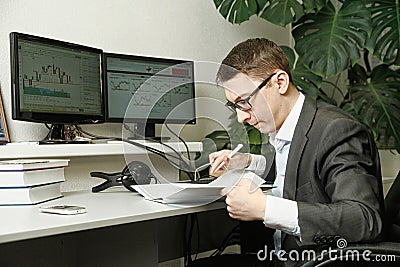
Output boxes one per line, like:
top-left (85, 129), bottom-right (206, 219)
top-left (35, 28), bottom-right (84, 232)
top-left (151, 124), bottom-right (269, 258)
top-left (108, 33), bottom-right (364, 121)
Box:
top-left (0, 182), bottom-right (63, 206)
top-left (0, 167), bottom-right (65, 187)
top-left (0, 159), bottom-right (69, 171)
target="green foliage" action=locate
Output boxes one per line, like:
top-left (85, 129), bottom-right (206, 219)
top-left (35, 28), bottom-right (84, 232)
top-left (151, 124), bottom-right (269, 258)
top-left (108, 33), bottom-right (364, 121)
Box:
top-left (214, 0), bottom-right (329, 26)
top-left (260, 0), bottom-right (305, 26)
top-left (292, 0), bottom-right (371, 77)
top-left (346, 64), bottom-right (400, 150)
top-left (366, 1), bottom-right (400, 65)
top-left (213, 0), bottom-right (264, 24)
top-left (227, 112), bottom-right (267, 155)
top-left (281, 45), bottom-right (321, 99)
top-left (212, 0), bottom-right (400, 152)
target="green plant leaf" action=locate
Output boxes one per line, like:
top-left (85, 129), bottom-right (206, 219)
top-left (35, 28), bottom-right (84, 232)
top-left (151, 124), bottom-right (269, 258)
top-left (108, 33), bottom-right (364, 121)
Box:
top-left (292, 58), bottom-right (322, 99)
top-left (213, 0), bottom-right (265, 24)
top-left (260, 0), bottom-right (304, 26)
top-left (259, 0), bottom-right (328, 26)
top-left (280, 45), bottom-right (296, 69)
top-left (292, 0), bottom-right (371, 77)
top-left (281, 45), bottom-right (322, 99)
top-left (227, 112), bottom-right (269, 154)
top-left (247, 125), bottom-right (262, 145)
top-left (347, 64), bottom-right (400, 152)
top-left (214, 0), bottom-right (328, 26)
top-left (303, 0), bottom-right (328, 13)
top-left (366, 1), bottom-right (400, 66)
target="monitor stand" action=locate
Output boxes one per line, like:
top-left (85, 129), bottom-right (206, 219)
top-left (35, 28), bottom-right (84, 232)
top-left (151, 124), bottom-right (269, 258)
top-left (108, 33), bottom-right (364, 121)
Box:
top-left (132, 123), bottom-right (170, 142)
top-left (39, 124), bottom-right (90, 144)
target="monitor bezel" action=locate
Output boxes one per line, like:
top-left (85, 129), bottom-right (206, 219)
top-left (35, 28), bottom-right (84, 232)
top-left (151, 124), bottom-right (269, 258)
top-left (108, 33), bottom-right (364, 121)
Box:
top-left (103, 52), bottom-right (196, 125)
top-left (10, 32), bottom-right (105, 124)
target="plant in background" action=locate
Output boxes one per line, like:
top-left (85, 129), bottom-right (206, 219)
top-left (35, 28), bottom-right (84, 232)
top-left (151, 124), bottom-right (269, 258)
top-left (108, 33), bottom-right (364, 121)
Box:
top-left (213, 0), bottom-right (400, 152)
top-left (227, 112), bottom-right (269, 154)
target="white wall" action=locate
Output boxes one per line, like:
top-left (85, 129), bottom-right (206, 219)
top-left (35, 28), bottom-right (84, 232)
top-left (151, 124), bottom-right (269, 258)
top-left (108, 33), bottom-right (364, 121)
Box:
top-left (0, 0), bottom-right (290, 142)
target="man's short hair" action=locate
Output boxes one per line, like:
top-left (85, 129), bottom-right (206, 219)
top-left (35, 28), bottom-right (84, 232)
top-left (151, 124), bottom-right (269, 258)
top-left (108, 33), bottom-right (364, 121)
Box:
top-left (217, 38), bottom-right (293, 84)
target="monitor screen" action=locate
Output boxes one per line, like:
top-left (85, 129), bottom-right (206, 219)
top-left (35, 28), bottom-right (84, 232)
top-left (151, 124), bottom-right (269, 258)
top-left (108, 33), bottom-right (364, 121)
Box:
top-left (10, 32), bottom-right (104, 125)
top-left (103, 53), bottom-right (196, 138)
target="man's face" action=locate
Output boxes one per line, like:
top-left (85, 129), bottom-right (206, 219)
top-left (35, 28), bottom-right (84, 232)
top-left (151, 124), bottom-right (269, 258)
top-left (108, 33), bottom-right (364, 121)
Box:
top-left (222, 73), bottom-right (278, 134)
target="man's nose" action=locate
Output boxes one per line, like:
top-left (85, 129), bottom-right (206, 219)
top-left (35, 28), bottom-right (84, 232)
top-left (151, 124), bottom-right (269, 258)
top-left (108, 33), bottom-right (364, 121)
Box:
top-left (236, 109), bottom-right (250, 123)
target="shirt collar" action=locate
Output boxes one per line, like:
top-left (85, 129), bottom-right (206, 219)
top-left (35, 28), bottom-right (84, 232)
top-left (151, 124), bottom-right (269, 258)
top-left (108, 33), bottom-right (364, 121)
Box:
top-left (269, 92), bottom-right (305, 146)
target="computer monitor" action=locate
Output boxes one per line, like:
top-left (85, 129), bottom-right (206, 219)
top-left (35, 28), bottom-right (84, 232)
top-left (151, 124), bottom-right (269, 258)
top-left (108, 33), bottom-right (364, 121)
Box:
top-left (103, 53), bottom-right (196, 139)
top-left (10, 32), bottom-right (105, 143)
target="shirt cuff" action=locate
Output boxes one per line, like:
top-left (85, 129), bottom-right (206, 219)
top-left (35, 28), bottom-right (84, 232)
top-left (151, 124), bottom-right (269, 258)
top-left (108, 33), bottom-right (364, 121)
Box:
top-left (264, 195), bottom-right (301, 237)
top-left (246, 154), bottom-right (266, 176)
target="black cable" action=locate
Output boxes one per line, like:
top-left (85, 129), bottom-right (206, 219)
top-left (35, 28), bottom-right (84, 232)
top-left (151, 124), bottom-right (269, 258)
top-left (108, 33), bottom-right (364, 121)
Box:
top-left (184, 214), bottom-right (201, 266)
top-left (123, 123), bottom-right (186, 163)
top-left (183, 215), bottom-right (189, 266)
top-left (76, 124), bottom-right (181, 162)
top-left (194, 213), bottom-right (200, 260)
top-left (74, 125), bottom-right (114, 139)
top-left (123, 123), bottom-right (195, 181)
top-left (164, 123), bottom-right (191, 160)
top-left (186, 214), bottom-right (195, 266)
top-left (210, 224), bottom-right (240, 256)
top-left (187, 214), bottom-right (195, 265)
top-left (75, 125), bottom-right (195, 180)
top-left (182, 213), bottom-right (202, 266)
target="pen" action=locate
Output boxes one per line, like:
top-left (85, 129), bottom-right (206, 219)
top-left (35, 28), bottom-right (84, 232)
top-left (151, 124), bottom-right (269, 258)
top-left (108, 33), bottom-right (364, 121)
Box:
top-left (213, 143), bottom-right (243, 173)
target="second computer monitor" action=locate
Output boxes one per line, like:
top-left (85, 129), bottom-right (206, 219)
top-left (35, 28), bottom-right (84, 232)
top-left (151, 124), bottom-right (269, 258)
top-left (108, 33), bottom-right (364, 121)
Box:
top-left (103, 53), bottom-right (196, 138)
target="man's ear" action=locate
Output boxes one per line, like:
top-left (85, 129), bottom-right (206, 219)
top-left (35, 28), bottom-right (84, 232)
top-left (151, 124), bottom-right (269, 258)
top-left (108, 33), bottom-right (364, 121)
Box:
top-left (276, 71), bottom-right (290, 95)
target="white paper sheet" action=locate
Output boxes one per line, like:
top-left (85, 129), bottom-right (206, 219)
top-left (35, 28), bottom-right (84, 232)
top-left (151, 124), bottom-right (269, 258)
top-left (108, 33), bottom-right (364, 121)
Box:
top-left (130, 169), bottom-right (275, 205)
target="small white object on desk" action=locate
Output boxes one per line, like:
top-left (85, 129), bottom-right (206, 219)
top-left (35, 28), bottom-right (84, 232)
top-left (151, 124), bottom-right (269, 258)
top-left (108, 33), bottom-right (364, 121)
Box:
top-left (39, 205), bottom-right (87, 215)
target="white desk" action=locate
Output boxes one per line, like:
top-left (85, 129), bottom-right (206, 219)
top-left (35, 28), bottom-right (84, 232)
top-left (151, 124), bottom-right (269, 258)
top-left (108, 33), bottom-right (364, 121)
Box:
top-left (0, 142), bottom-right (236, 267)
top-left (0, 190), bottom-right (235, 267)
top-left (0, 190), bottom-right (224, 244)
top-left (0, 142), bottom-right (204, 192)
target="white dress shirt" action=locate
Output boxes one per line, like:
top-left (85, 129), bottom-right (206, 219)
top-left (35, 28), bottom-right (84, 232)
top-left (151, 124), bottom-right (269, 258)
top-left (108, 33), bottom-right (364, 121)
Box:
top-left (246, 92), bottom-right (305, 251)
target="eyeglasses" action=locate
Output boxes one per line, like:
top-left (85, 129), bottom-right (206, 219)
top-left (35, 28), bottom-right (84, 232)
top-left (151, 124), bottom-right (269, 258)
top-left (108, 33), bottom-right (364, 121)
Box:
top-left (225, 72), bottom-right (277, 112)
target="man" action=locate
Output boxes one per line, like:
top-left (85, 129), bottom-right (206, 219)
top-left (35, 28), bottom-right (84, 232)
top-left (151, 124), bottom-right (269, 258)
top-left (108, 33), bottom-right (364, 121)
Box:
top-left (209, 38), bottom-right (384, 266)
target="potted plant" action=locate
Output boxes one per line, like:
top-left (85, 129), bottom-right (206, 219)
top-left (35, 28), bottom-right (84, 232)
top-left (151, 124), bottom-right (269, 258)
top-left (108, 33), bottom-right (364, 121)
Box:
top-left (213, 0), bottom-right (400, 153)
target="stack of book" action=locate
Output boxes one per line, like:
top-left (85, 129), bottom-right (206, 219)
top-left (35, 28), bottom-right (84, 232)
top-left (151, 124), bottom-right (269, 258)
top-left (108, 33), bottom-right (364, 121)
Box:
top-left (0, 159), bottom-right (69, 205)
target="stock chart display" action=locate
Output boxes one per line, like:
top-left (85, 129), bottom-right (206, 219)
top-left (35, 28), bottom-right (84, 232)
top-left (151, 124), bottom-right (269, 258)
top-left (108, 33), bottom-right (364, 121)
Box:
top-left (17, 39), bottom-right (102, 115)
top-left (106, 55), bottom-right (195, 121)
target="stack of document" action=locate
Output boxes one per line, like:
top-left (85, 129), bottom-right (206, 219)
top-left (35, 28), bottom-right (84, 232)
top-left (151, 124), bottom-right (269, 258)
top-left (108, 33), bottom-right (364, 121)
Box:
top-left (0, 159), bottom-right (69, 205)
top-left (131, 169), bottom-right (274, 205)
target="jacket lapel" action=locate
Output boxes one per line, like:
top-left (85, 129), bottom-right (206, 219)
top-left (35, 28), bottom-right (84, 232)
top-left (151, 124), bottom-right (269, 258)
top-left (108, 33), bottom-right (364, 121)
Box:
top-left (283, 96), bottom-right (316, 200)
top-left (263, 145), bottom-right (276, 183)
top-left (281, 96), bottom-right (317, 246)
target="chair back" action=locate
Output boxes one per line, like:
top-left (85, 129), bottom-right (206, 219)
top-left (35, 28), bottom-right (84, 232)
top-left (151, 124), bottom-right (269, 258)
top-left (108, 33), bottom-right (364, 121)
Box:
top-left (384, 170), bottom-right (400, 242)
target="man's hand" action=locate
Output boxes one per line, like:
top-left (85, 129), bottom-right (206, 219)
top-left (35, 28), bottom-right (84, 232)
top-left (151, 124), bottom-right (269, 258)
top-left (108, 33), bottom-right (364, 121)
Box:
top-left (222, 178), bottom-right (266, 221)
top-left (209, 150), bottom-right (251, 176)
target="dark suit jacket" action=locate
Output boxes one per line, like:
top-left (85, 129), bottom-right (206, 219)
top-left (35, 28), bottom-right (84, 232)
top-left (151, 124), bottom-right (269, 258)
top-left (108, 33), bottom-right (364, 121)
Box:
top-left (241, 96), bottom-right (385, 266)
